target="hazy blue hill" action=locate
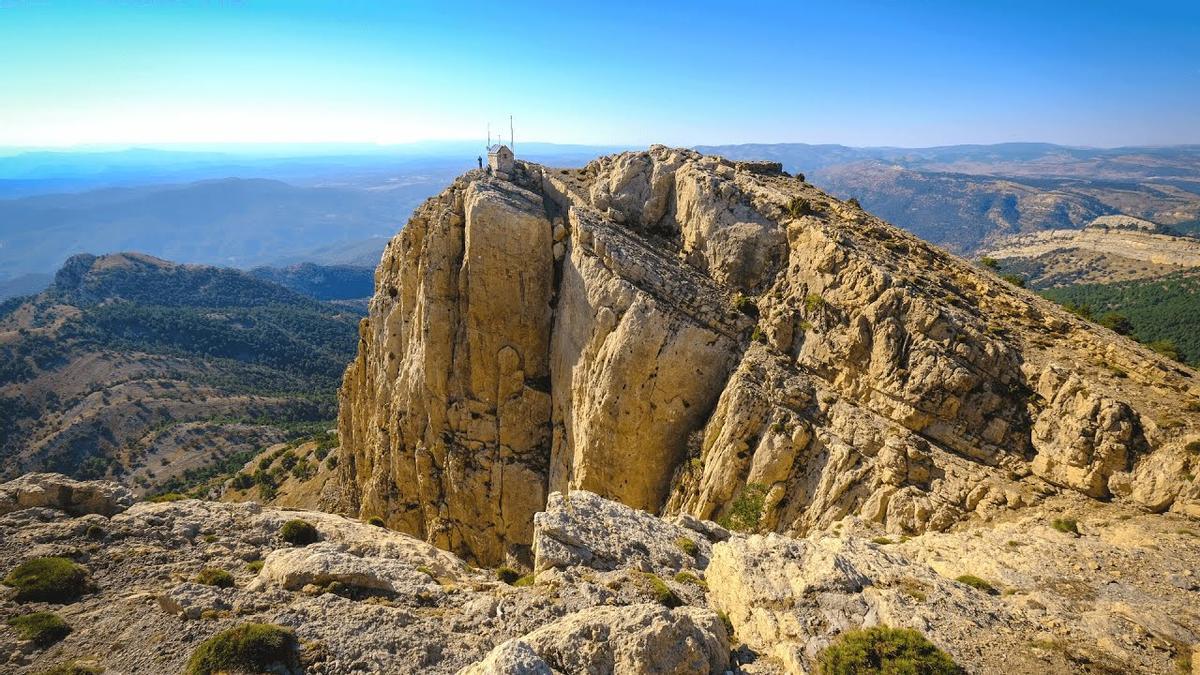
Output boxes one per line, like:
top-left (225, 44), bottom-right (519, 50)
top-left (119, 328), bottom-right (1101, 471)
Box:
top-left (249, 263), bottom-right (374, 301)
top-left (0, 177), bottom-right (424, 280)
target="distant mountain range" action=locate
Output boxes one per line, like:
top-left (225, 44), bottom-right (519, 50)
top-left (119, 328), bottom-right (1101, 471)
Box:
top-left (0, 177), bottom-right (424, 281)
top-left (0, 252), bottom-right (361, 493)
top-left (698, 143), bottom-right (1200, 253)
top-left (2, 142), bottom-right (1198, 290)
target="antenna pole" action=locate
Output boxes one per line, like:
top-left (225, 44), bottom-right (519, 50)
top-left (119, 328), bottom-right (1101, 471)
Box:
top-left (487, 123), bottom-right (490, 148)
top-left (510, 115), bottom-right (514, 152)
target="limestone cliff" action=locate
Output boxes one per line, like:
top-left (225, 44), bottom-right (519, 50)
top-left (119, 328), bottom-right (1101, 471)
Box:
top-left (333, 147), bottom-right (1200, 566)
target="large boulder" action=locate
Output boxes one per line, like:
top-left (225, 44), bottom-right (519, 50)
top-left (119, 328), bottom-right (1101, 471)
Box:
top-left (248, 542), bottom-right (443, 595)
top-left (0, 473), bottom-right (134, 517)
top-left (705, 533), bottom-right (1015, 673)
top-left (465, 603), bottom-right (729, 675)
top-left (532, 490), bottom-right (716, 575)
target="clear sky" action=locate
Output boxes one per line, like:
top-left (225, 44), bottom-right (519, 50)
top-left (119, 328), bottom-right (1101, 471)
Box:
top-left (1, 0), bottom-right (1198, 148)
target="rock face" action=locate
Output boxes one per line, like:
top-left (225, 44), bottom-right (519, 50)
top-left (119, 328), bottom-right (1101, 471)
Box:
top-left (334, 147), bottom-right (1200, 567)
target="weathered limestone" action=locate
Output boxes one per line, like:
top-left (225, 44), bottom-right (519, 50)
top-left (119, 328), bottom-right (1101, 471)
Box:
top-left (469, 604), bottom-right (730, 675)
top-left (335, 174), bottom-right (554, 565)
top-left (336, 147), bottom-right (1200, 566)
top-left (0, 472), bottom-right (134, 517)
top-left (532, 490), bottom-right (716, 576)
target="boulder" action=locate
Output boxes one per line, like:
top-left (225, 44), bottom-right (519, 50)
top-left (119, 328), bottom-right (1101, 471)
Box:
top-left (156, 582), bottom-right (230, 620)
top-left (458, 640), bottom-right (552, 675)
top-left (0, 473), bottom-right (134, 517)
top-left (248, 542), bottom-right (440, 595)
top-left (468, 603), bottom-right (729, 675)
top-left (532, 490), bottom-right (713, 575)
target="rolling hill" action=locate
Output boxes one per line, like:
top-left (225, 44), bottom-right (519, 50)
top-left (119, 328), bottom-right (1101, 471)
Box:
top-left (0, 252), bottom-right (361, 494)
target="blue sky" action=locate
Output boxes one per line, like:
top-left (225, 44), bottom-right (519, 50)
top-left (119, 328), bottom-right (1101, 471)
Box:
top-left (1, 0), bottom-right (1197, 148)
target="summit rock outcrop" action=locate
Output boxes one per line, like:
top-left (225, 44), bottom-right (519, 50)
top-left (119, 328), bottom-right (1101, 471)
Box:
top-left (332, 147), bottom-right (1200, 567)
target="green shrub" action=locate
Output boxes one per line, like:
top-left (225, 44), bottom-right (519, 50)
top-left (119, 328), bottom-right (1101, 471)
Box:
top-left (675, 536), bottom-right (699, 558)
top-left (785, 197), bottom-right (815, 218)
top-left (979, 257), bottom-right (999, 270)
top-left (846, 197), bottom-right (862, 209)
top-left (1185, 440), bottom-right (1200, 454)
top-left (279, 519), bottom-right (318, 545)
top-left (196, 568), bottom-right (235, 588)
top-left (716, 609), bottom-right (735, 637)
top-left (496, 566), bottom-right (521, 585)
top-left (804, 293), bottom-right (825, 313)
top-left (1099, 312), bottom-right (1133, 335)
top-left (230, 473), bottom-right (254, 490)
top-left (1001, 274), bottom-right (1026, 288)
top-left (871, 536), bottom-right (894, 545)
top-left (184, 623), bottom-right (299, 675)
top-left (85, 524), bottom-right (106, 540)
top-left (367, 516), bottom-right (386, 528)
top-left (674, 571), bottom-right (708, 589)
top-left (955, 574), bottom-right (996, 594)
top-left (3, 557), bottom-right (91, 603)
top-left (1051, 518), bottom-right (1079, 535)
top-left (816, 626), bottom-right (961, 674)
top-left (514, 574), bottom-right (536, 587)
top-left (8, 612), bottom-right (71, 646)
top-left (246, 560), bottom-right (264, 573)
top-left (730, 293), bottom-right (758, 318)
top-left (641, 572), bottom-right (681, 608)
top-left (719, 482), bottom-right (768, 532)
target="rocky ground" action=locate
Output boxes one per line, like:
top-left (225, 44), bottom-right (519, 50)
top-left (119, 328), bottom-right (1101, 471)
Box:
top-left (2, 473), bottom-right (1197, 674)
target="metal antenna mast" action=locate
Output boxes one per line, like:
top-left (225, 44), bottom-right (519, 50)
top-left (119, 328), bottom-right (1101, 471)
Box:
top-left (510, 115), bottom-right (514, 152)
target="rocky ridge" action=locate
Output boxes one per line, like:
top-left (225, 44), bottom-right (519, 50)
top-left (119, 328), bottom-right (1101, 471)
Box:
top-left (2, 473), bottom-right (1198, 674)
top-left (982, 218), bottom-right (1200, 288)
top-left (332, 146), bottom-right (1200, 570)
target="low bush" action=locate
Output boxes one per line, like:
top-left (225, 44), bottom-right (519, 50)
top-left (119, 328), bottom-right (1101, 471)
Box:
top-left (674, 536), bottom-right (699, 557)
top-left (196, 568), bottom-right (235, 588)
top-left (955, 574), bottom-right (997, 594)
top-left (513, 574), bottom-right (536, 587)
top-left (674, 571), bottom-right (708, 589)
top-left (719, 483), bottom-right (768, 532)
top-left (7, 612), bottom-right (71, 646)
top-left (816, 625), bottom-right (962, 674)
top-left (641, 572), bottom-right (681, 608)
top-left (496, 566), bottom-right (521, 585)
top-left (279, 519), bottom-right (318, 546)
top-left (184, 623), bottom-right (300, 675)
top-left (85, 524), bottom-right (106, 540)
top-left (1051, 518), bottom-right (1079, 535)
top-left (367, 516), bottom-right (386, 528)
top-left (871, 536), bottom-right (894, 545)
top-left (3, 557), bottom-right (91, 603)
top-left (246, 560), bottom-right (264, 573)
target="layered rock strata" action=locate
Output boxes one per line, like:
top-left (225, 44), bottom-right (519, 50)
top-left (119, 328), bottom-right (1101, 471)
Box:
top-left (334, 147), bottom-right (1200, 566)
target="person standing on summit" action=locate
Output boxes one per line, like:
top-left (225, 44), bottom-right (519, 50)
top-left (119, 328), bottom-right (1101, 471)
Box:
top-left (477, 155), bottom-right (483, 169)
